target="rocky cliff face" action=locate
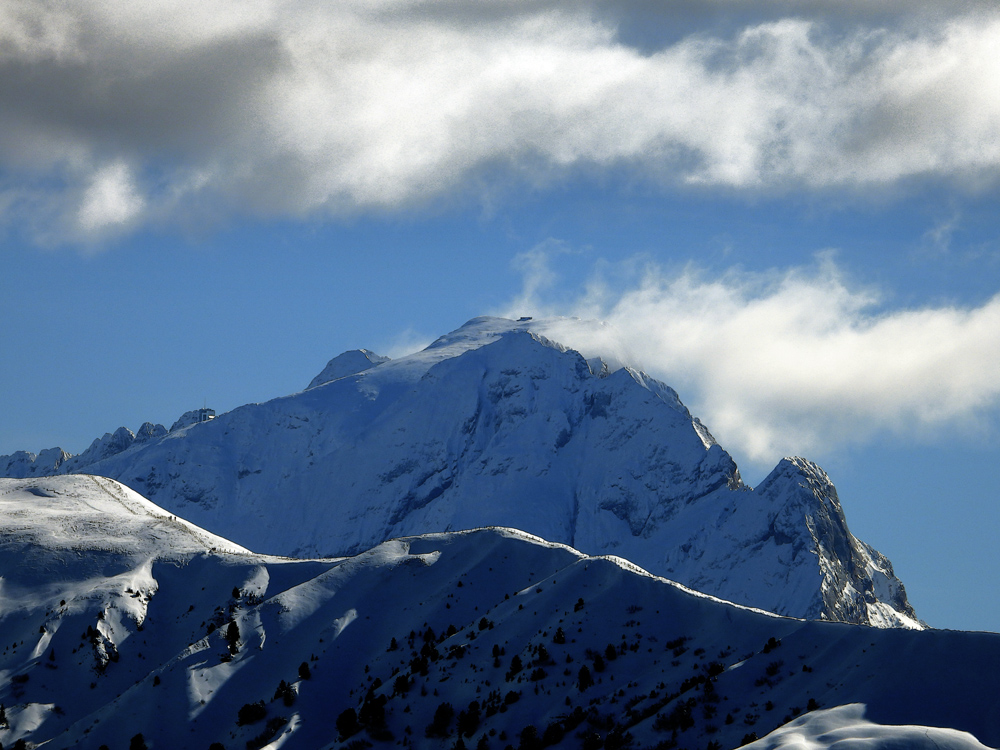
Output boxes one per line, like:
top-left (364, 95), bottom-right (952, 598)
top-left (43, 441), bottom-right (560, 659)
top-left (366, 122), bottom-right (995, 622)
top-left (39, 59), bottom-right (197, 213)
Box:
top-left (719, 457), bottom-right (914, 627)
top-left (0, 316), bottom-right (918, 626)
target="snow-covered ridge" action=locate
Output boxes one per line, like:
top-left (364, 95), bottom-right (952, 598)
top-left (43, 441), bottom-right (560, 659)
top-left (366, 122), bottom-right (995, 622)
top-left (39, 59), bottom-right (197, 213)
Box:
top-left (306, 349), bottom-right (390, 390)
top-left (746, 705), bottom-right (992, 750)
top-left (0, 475), bottom-right (248, 557)
top-left (0, 477), bottom-right (994, 750)
top-left (2, 423), bottom-right (171, 478)
top-left (1, 316), bottom-right (917, 627)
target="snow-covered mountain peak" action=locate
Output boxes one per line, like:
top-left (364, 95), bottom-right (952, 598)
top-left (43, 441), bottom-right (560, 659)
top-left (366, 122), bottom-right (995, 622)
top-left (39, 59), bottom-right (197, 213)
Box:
top-left (424, 315), bottom-right (630, 361)
top-left (1, 315), bottom-right (917, 627)
top-left (307, 349), bottom-right (391, 390)
top-left (749, 456), bottom-right (918, 627)
top-left (356, 317), bottom-right (666, 418)
top-left (406, 315), bottom-right (631, 377)
top-left (373, 316), bottom-right (566, 381)
top-left (424, 315), bottom-right (539, 348)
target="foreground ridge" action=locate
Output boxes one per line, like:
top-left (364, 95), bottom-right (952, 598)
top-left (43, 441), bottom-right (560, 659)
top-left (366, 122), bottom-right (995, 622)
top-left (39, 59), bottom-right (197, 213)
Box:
top-left (0, 476), bottom-right (993, 749)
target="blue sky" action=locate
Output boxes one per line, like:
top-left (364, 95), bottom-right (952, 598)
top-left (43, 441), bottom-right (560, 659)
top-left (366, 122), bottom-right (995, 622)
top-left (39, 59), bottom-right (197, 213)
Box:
top-left (2, 0), bottom-right (1000, 632)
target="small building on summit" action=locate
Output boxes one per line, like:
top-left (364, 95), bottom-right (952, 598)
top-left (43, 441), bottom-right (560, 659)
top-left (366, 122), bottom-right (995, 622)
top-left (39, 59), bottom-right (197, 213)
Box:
top-left (169, 408), bottom-right (217, 432)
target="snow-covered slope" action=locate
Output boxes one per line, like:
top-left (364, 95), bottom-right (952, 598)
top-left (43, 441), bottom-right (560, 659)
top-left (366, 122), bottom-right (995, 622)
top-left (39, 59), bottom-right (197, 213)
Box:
top-left (0, 476), bottom-right (995, 750)
top-left (307, 348), bottom-right (391, 390)
top-left (746, 705), bottom-right (992, 750)
top-left (0, 474), bottom-right (246, 557)
top-left (0, 475), bottom-right (250, 689)
top-left (1, 316), bottom-right (915, 626)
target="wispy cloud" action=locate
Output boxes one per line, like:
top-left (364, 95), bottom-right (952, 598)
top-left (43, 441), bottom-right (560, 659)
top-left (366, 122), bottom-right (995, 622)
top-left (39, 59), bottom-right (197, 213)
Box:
top-left (380, 327), bottom-right (435, 361)
top-left (921, 208), bottom-right (962, 256)
top-left (502, 245), bottom-right (1000, 466)
top-left (4, 1), bottom-right (1000, 245)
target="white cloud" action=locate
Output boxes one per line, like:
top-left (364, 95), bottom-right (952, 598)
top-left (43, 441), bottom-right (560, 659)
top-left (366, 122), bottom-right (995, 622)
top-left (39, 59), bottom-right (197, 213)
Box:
top-left (503, 248), bottom-right (1000, 466)
top-left (380, 327), bottom-right (435, 360)
top-left (509, 240), bottom-right (577, 310)
top-left (4, 1), bottom-right (1000, 243)
top-left (76, 162), bottom-right (145, 235)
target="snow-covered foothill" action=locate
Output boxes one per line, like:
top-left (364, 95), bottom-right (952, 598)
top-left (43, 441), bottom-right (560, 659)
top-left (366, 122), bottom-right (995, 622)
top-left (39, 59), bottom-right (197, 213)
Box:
top-left (0, 474), bottom-right (247, 557)
top-left (0, 316), bottom-right (916, 626)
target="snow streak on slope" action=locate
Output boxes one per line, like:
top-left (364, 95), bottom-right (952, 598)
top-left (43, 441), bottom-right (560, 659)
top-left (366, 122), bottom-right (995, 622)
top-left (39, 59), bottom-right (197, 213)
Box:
top-left (0, 477), bottom-right (995, 750)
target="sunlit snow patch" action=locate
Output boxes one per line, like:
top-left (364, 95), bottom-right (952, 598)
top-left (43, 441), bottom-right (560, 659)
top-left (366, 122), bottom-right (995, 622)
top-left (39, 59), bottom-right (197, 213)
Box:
top-left (747, 704), bottom-right (991, 750)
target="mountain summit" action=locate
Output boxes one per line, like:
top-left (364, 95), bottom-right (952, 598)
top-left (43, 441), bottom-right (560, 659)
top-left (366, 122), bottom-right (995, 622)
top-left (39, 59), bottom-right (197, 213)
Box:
top-left (1, 316), bottom-right (916, 627)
